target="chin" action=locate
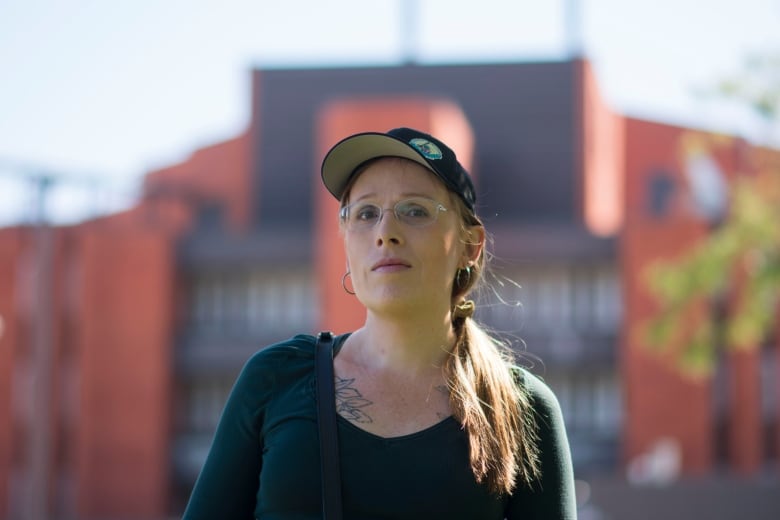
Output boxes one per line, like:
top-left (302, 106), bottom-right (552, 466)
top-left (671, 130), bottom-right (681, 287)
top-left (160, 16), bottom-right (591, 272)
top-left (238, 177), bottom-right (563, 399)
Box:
top-left (361, 288), bottom-right (435, 316)
top-left (361, 287), bottom-right (411, 306)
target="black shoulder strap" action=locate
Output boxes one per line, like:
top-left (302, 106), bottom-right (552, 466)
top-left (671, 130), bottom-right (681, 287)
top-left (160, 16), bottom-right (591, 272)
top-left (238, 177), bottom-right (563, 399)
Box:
top-left (315, 331), bottom-right (343, 520)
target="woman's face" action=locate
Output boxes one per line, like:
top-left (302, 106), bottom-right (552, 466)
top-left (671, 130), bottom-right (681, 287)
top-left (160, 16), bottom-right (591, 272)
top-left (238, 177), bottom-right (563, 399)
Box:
top-left (342, 158), bottom-right (477, 317)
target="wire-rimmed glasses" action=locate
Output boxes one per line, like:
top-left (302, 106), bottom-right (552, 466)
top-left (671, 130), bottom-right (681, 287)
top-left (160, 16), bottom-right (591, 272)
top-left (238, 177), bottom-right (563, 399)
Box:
top-left (339, 197), bottom-right (448, 231)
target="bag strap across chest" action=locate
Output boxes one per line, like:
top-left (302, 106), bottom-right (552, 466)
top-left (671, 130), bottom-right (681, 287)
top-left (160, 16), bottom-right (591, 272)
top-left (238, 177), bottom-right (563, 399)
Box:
top-left (315, 331), bottom-right (343, 520)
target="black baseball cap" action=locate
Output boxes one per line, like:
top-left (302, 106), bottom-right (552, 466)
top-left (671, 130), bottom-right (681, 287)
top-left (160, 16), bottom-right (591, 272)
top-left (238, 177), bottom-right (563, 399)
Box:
top-left (320, 127), bottom-right (476, 211)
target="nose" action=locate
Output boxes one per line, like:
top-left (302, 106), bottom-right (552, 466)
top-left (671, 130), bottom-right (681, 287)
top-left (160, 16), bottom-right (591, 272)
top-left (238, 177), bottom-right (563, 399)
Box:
top-left (374, 207), bottom-right (403, 247)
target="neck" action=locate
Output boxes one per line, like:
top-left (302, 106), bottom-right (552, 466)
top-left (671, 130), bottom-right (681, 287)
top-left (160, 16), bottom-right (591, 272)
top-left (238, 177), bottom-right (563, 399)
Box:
top-left (347, 309), bottom-right (456, 374)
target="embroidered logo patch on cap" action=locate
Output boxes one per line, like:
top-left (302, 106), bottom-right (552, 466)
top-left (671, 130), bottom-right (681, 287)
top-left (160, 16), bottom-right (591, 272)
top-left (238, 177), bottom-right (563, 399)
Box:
top-left (409, 138), bottom-right (443, 160)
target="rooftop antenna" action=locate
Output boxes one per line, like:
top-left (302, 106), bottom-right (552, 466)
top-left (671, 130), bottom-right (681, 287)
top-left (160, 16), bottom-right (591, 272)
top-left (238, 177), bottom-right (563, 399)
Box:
top-left (564, 0), bottom-right (584, 58)
top-left (400, 0), bottom-right (419, 65)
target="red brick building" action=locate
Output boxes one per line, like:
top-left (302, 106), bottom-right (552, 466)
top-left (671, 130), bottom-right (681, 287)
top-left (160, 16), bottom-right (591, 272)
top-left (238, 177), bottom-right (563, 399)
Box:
top-left (0, 58), bottom-right (777, 519)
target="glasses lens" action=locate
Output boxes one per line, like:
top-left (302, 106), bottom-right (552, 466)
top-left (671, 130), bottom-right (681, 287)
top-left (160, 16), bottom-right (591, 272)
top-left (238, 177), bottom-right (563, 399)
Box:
top-left (344, 202), bottom-right (381, 229)
top-left (395, 198), bottom-right (438, 227)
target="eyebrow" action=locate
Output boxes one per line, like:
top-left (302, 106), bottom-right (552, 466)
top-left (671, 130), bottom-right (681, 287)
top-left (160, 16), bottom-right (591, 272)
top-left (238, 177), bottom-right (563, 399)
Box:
top-left (350, 192), bottom-right (436, 203)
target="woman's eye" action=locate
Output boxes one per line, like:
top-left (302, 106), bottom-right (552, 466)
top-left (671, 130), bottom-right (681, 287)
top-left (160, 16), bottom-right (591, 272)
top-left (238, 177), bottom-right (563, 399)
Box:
top-left (355, 205), bottom-right (380, 221)
top-left (400, 203), bottom-right (430, 218)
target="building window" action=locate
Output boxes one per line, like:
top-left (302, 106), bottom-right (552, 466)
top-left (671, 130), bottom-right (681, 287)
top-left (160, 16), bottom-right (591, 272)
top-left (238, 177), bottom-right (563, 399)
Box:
top-left (545, 369), bottom-right (622, 471)
top-left (646, 170), bottom-right (675, 218)
top-left (491, 264), bottom-right (621, 334)
top-left (186, 377), bottom-right (232, 433)
top-left (593, 267), bottom-right (621, 331)
top-left (189, 269), bottom-right (315, 336)
top-left (537, 268), bottom-right (572, 325)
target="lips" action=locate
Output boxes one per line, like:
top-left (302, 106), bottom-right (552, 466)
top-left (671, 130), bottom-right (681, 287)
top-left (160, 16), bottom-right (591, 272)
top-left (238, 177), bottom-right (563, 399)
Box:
top-left (371, 258), bottom-right (411, 271)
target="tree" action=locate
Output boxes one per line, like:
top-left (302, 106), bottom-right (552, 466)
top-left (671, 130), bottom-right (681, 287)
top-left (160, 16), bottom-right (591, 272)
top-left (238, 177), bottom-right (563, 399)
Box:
top-left (718, 53), bottom-right (780, 122)
top-left (642, 53), bottom-right (780, 377)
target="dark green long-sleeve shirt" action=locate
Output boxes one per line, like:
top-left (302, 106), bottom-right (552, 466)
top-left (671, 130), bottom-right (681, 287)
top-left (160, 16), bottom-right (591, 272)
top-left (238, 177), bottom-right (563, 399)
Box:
top-left (183, 334), bottom-right (576, 519)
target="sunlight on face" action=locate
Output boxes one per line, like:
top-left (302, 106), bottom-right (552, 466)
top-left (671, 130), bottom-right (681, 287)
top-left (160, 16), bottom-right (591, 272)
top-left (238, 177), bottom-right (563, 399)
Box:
top-left (343, 158), bottom-right (468, 317)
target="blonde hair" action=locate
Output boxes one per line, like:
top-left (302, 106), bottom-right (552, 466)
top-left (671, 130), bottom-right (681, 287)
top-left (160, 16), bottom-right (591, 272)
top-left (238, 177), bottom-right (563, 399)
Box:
top-left (447, 197), bottom-right (541, 495)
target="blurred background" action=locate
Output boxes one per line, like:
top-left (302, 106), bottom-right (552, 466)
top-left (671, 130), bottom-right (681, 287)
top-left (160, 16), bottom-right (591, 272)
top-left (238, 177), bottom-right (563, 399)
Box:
top-left (1, 0), bottom-right (779, 518)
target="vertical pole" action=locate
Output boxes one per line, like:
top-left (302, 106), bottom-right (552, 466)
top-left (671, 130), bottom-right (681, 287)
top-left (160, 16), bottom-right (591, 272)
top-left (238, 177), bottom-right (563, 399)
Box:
top-left (400, 0), bottom-right (418, 65)
top-left (776, 305), bottom-right (780, 476)
top-left (25, 175), bottom-right (54, 519)
top-left (564, 0), bottom-right (583, 58)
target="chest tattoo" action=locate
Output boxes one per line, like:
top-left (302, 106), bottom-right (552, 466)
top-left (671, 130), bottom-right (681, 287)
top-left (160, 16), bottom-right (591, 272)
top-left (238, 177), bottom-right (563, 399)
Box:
top-left (335, 376), bottom-right (374, 424)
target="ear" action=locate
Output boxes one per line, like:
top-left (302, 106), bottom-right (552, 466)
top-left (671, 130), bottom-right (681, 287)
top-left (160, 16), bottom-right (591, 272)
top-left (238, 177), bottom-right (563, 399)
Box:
top-left (461, 224), bottom-right (485, 267)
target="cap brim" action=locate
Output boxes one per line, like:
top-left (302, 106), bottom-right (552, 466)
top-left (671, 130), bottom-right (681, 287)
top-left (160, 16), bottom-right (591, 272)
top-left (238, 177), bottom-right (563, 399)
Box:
top-left (321, 133), bottom-right (436, 200)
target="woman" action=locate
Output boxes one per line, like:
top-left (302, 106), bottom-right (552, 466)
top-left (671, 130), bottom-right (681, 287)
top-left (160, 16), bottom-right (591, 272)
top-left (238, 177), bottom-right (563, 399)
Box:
top-left (183, 127), bottom-right (576, 519)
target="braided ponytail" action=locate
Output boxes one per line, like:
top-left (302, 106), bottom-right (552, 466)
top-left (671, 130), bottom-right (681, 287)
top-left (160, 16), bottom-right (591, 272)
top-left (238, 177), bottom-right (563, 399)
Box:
top-left (444, 201), bottom-right (541, 495)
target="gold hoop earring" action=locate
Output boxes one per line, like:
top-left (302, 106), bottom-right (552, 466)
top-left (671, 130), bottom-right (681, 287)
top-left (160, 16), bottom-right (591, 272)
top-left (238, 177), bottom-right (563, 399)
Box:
top-left (342, 271), bottom-right (356, 295)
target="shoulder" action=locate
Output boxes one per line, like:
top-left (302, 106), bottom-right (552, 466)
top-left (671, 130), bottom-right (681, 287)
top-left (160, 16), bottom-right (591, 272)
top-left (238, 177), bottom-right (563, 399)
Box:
top-left (248, 334), bottom-right (318, 364)
top-left (240, 332), bottom-right (350, 378)
top-left (223, 335), bottom-right (320, 408)
top-left (239, 334), bottom-right (319, 378)
top-left (507, 367), bottom-right (576, 517)
top-left (510, 366), bottom-right (564, 426)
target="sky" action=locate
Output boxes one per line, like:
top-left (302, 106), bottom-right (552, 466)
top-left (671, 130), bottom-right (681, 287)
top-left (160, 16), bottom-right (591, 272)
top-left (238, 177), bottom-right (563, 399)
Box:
top-left (1, 0), bottom-right (779, 224)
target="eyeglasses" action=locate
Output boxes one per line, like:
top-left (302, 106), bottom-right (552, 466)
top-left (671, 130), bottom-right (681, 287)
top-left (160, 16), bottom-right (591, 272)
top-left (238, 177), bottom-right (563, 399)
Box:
top-left (340, 197), bottom-right (448, 231)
